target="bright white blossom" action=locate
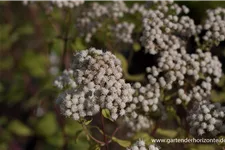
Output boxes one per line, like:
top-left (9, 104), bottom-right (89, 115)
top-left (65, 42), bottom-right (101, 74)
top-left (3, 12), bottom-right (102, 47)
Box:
top-left (145, 48), bottom-right (222, 105)
top-left (140, 1), bottom-right (196, 54)
top-left (55, 48), bottom-right (134, 121)
top-left (196, 7), bottom-right (225, 50)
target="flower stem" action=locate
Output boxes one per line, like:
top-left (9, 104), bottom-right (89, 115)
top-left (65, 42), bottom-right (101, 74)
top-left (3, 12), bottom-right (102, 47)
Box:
top-left (61, 9), bottom-right (72, 70)
top-left (101, 112), bottom-right (109, 150)
top-left (82, 124), bottom-right (105, 145)
top-left (151, 121), bottom-right (159, 137)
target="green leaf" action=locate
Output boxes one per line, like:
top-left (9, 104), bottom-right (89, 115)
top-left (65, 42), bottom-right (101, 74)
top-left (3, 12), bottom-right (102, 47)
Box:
top-left (211, 90), bottom-right (225, 103)
top-left (89, 125), bottom-right (103, 135)
top-left (35, 112), bottom-right (58, 137)
top-left (156, 128), bottom-right (177, 138)
top-left (72, 38), bottom-right (86, 51)
top-left (6, 76), bottom-right (25, 104)
top-left (21, 51), bottom-right (48, 78)
top-left (112, 137), bottom-right (131, 148)
top-left (188, 144), bottom-right (216, 150)
top-left (101, 109), bottom-right (113, 121)
top-left (7, 120), bottom-right (33, 136)
top-left (125, 73), bottom-right (145, 81)
top-left (133, 42), bottom-right (141, 52)
top-left (84, 119), bottom-right (93, 125)
top-left (167, 106), bottom-right (179, 121)
top-left (115, 52), bottom-right (144, 81)
top-left (115, 52), bottom-right (128, 71)
top-left (68, 133), bottom-right (89, 150)
top-left (17, 24), bottom-right (33, 35)
top-left (51, 39), bottom-right (64, 55)
top-left (217, 75), bottom-right (225, 87)
top-left (46, 132), bottom-right (64, 147)
top-left (88, 144), bottom-right (101, 150)
top-left (74, 130), bottom-right (83, 143)
top-left (0, 143), bottom-right (7, 150)
top-left (64, 118), bottom-right (83, 136)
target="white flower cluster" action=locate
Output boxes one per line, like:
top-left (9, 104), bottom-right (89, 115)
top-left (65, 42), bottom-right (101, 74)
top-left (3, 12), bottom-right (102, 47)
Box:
top-left (122, 81), bottom-right (160, 131)
top-left (23, 0), bottom-right (84, 8)
top-left (76, 2), bottom-right (166, 44)
top-left (124, 114), bottom-right (152, 132)
top-left (129, 3), bottom-right (148, 16)
top-left (76, 2), bottom-right (168, 44)
top-left (196, 7), bottom-right (225, 49)
top-left (109, 1), bottom-right (128, 18)
top-left (109, 22), bottom-right (135, 43)
top-left (122, 50), bottom-right (225, 131)
top-left (127, 139), bottom-right (159, 150)
top-left (145, 48), bottom-right (222, 104)
top-left (122, 47), bottom-right (222, 131)
top-left (54, 69), bottom-right (76, 89)
top-left (76, 1), bottom-right (128, 43)
top-left (55, 48), bottom-right (134, 121)
top-left (140, 1), bottom-right (196, 54)
top-left (128, 82), bottom-right (160, 113)
top-left (76, 3), bottom-right (107, 42)
top-left (187, 101), bottom-right (225, 136)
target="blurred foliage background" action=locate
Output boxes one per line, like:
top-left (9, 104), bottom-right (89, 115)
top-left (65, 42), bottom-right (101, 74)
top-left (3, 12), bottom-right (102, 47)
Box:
top-left (0, 1), bottom-right (225, 150)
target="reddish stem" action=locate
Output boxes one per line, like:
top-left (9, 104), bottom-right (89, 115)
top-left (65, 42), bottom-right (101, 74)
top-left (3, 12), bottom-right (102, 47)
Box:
top-left (151, 121), bottom-right (159, 137)
top-left (100, 113), bottom-right (109, 150)
top-left (111, 127), bottom-right (120, 138)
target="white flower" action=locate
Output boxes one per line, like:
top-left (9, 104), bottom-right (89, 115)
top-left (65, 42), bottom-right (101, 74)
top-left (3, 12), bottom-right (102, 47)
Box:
top-left (128, 140), bottom-right (158, 150)
top-left (201, 122), bottom-right (207, 129)
top-left (187, 101), bottom-right (225, 136)
top-left (141, 2), bottom-right (196, 54)
top-left (198, 128), bottom-right (205, 136)
top-left (73, 113), bottom-right (80, 120)
top-left (55, 48), bottom-right (134, 121)
top-left (110, 22), bottom-right (135, 43)
top-left (207, 124), bottom-right (215, 131)
top-left (138, 140), bottom-right (145, 147)
top-left (205, 114), bottom-right (212, 120)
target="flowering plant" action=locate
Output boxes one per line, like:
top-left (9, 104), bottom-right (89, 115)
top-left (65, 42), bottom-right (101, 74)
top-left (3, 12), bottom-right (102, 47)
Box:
top-left (51, 1), bottom-right (225, 149)
top-left (0, 1), bottom-right (224, 150)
